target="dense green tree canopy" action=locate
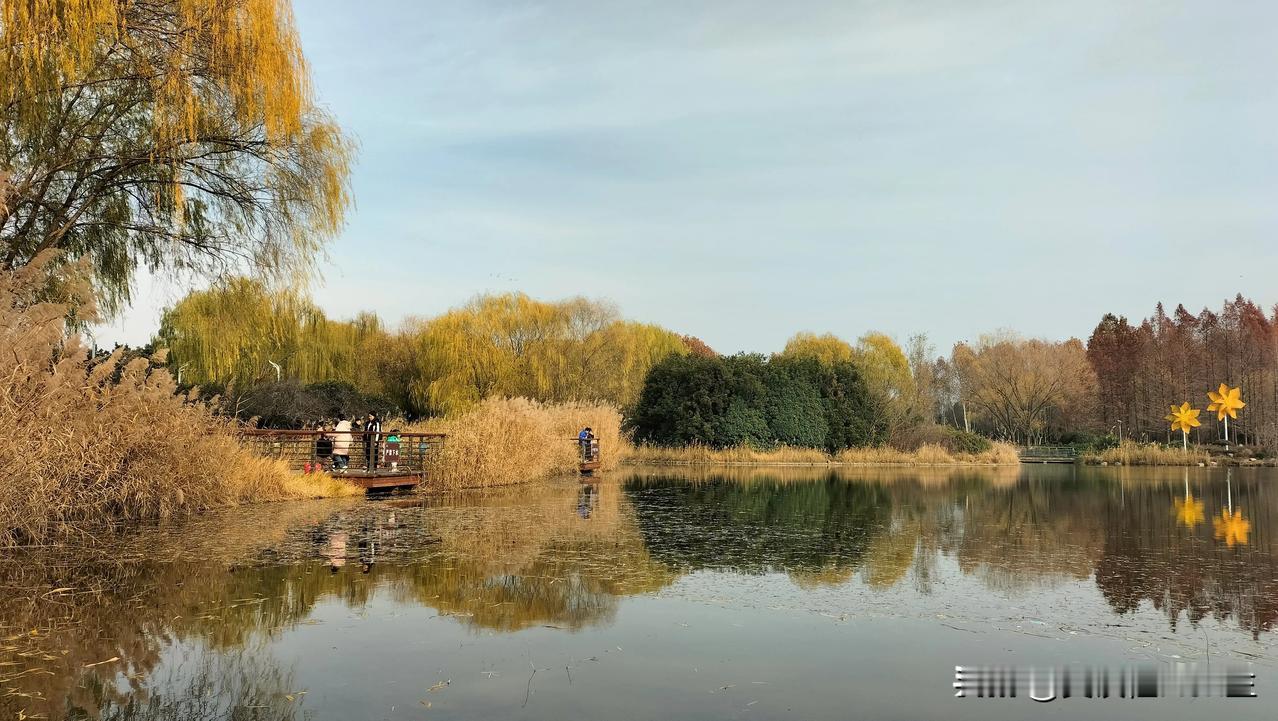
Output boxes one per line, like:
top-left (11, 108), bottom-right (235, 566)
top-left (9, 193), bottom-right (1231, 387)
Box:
top-left (629, 353), bottom-right (879, 450)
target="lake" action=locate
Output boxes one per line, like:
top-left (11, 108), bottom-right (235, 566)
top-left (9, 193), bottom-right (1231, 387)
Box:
top-left (1, 465), bottom-right (1274, 720)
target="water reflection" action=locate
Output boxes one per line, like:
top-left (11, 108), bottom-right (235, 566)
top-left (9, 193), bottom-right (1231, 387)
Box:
top-left (0, 465), bottom-right (1275, 719)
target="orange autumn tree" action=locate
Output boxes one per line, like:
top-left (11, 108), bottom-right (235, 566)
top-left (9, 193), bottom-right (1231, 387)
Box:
top-left (0, 0), bottom-right (353, 313)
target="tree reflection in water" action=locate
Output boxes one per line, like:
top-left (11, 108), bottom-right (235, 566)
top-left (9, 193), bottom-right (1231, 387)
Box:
top-left (70, 647), bottom-right (302, 721)
top-left (0, 465), bottom-right (1274, 719)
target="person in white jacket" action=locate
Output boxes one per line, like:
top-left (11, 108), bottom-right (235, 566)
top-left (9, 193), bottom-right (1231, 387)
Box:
top-left (331, 415), bottom-right (353, 471)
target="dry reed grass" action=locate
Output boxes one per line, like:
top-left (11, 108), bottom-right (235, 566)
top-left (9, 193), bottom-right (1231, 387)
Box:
top-left (407, 397), bottom-right (623, 489)
top-left (0, 255), bottom-right (359, 547)
top-left (1085, 440), bottom-right (1211, 466)
top-left (623, 463), bottom-right (1022, 487)
top-left (624, 440), bottom-right (1020, 467)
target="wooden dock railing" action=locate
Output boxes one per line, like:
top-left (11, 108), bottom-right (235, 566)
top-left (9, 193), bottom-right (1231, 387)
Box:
top-left (1019, 445), bottom-right (1078, 464)
top-left (239, 429), bottom-right (446, 475)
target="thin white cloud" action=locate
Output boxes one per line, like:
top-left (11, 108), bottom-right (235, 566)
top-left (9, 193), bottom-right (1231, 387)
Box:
top-left (97, 0), bottom-right (1278, 354)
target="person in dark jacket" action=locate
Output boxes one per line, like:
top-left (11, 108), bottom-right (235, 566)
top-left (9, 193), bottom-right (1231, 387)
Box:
top-left (315, 420), bottom-right (334, 469)
top-left (365, 413), bottom-right (383, 471)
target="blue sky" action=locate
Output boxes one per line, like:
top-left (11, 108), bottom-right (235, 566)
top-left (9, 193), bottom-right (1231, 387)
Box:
top-left (97, 0), bottom-right (1278, 354)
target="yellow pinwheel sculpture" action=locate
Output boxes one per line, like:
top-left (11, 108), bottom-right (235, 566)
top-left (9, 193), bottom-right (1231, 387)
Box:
top-left (1207, 384), bottom-right (1245, 420)
top-left (1213, 508), bottom-right (1251, 547)
top-left (1207, 383), bottom-right (1245, 447)
top-left (1173, 492), bottom-right (1205, 529)
top-left (1165, 402), bottom-right (1201, 450)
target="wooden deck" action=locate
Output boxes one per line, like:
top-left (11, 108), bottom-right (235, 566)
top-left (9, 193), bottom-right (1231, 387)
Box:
top-left (239, 430), bottom-right (445, 493)
top-left (335, 469), bottom-right (425, 490)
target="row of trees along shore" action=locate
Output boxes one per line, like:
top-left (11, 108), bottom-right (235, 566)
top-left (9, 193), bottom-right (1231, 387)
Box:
top-left (155, 284), bottom-right (1278, 454)
top-left (157, 280), bottom-right (697, 419)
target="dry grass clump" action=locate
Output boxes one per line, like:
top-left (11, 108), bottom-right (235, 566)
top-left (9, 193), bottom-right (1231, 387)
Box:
top-left (0, 255), bottom-right (359, 547)
top-left (408, 397), bottom-right (623, 489)
top-left (625, 440), bottom-right (1020, 467)
top-left (982, 441), bottom-right (1024, 465)
top-left (836, 441), bottom-right (1019, 465)
top-left (1085, 440), bottom-right (1211, 466)
top-left (624, 444), bottom-right (831, 466)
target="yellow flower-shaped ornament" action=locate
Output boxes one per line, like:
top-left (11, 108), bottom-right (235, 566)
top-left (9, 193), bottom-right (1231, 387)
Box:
top-left (1207, 383), bottom-right (1245, 447)
top-left (1207, 384), bottom-right (1245, 419)
top-left (1165, 402), bottom-right (1201, 450)
top-left (1173, 492), bottom-right (1205, 529)
top-left (1213, 508), bottom-right (1251, 547)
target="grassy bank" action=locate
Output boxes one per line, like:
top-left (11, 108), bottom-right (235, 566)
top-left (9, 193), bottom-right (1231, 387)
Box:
top-left (623, 441), bottom-right (1021, 467)
top-left (0, 257), bottom-right (360, 547)
top-left (1080, 440), bottom-right (1278, 466)
top-left (407, 397), bottom-right (623, 490)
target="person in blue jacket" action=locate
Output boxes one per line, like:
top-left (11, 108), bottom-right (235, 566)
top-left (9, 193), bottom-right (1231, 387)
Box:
top-left (578, 427), bottom-right (594, 461)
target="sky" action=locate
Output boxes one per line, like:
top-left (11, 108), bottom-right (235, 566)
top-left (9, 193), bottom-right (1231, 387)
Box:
top-left (95, 0), bottom-right (1278, 355)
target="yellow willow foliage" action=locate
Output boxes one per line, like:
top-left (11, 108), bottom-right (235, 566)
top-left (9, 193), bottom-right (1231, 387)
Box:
top-left (158, 285), bottom-right (690, 416)
top-left (779, 331), bottom-right (919, 438)
top-left (779, 331), bottom-right (857, 366)
top-left (1, 0), bottom-right (352, 316)
top-left (409, 293), bottom-right (688, 416)
top-left (2, 0), bottom-right (309, 146)
top-left (158, 278), bottom-right (390, 389)
top-left (855, 331), bottom-right (918, 435)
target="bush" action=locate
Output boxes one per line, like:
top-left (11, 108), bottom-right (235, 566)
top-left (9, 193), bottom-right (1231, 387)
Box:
top-left (889, 424), bottom-right (991, 454)
top-left (943, 427), bottom-right (992, 454)
top-left (1056, 431), bottom-right (1118, 453)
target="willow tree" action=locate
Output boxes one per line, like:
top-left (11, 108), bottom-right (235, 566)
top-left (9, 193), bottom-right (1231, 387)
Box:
top-left (157, 278), bottom-right (385, 390)
top-left (0, 0), bottom-right (353, 313)
top-left (855, 332), bottom-right (918, 439)
top-left (408, 293), bottom-right (687, 416)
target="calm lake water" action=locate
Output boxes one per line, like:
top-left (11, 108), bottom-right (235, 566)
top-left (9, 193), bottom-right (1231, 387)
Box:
top-left (2, 465), bottom-right (1275, 720)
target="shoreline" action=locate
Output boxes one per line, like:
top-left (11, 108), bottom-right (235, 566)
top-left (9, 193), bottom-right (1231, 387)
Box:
top-left (619, 459), bottom-right (1018, 468)
top-left (619, 441), bottom-right (1022, 468)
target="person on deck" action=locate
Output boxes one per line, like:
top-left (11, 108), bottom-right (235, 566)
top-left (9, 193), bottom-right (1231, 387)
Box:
top-left (315, 420), bottom-right (334, 469)
top-left (365, 413), bottom-right (383, 471)
top-left (331, 415), bottom-right (352, 471)
top-left (578, 427), bottom-right (594, 461)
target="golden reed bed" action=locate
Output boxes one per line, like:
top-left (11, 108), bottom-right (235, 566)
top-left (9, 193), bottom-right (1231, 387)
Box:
top-left (622, 441), bottom-right (1021, 467)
